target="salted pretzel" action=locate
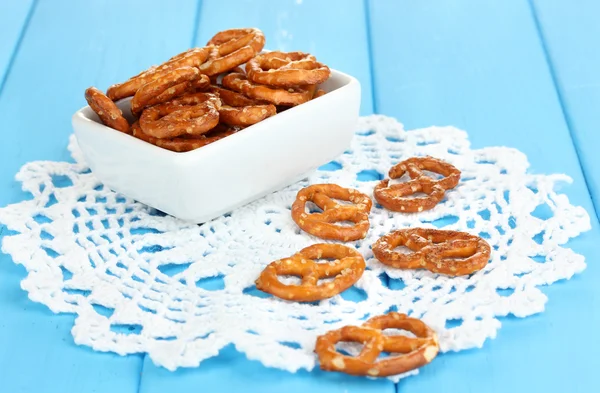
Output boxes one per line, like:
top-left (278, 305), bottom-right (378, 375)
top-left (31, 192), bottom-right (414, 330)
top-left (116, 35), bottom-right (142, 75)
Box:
top-left (313, 89), bottom-right (326, 98)
top-left (246, 51), bottom-right (330, 87)
top-left (131, 121), bottom-right (238, 152)
top-left (84, 87), bottom-right (129, 133)
top-left (372, 228), bottom-right (491, 276)
top-left (315, 312), bottom-right (439, 377)
top-left (222, 72), bottom-right (313, 106)
top-left (139, 92), bottom-right (221, 139)
top-left (200, 28), bottom-right (265, 76)
top-left (374, 156), bottom-right (461, 213)
top-left (130, 67), bottom-right (203, 115)
top-left (209, 85), bottom-right (276, 126)
top-left (255, 244), bottom-right (365, 302)
top-left (291, 184), bottom-right (372, 241)
top-left (106, 47), bottom-right (211, 101)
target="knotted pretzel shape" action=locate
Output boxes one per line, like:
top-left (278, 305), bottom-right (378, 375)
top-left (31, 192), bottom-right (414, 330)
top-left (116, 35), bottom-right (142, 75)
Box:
top-left (255, 244), bottom-right (366, 302)
top-left (84, 87), bottom-right (130, 133)
top-left (246, 51), bottom-right (331, 87)
top-left (372, 228), bottom-right (491, 276)
top-left (200, 28), bottom-right (266, 76)
top-left (291, 184), bottom-right (373, 241)
top-left (315, 312), bottom-right (439, 377)
top-left (374, 156), bottom-right (461, 213)
top-left (222, 72), bottom-right (314, 106)
top-left (209, 85), bottom-right (276, 127)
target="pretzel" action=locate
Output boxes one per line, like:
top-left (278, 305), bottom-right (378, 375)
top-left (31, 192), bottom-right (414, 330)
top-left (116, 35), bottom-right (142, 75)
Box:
top-left (139, 92), bottom-right (220, 139)
top-left (84, 87), bottom-right (129, 133)
top-left (255, 244), bottom-right (365, 302)
top-left (374, 156), bottom-right (461, 213)
top-left (200, 28), bottom-right (265, 76)
top-left (246, 51), bottom-right (331, 87)
top-left (222, 72), bottom-right (313, 106)
top-left (106, 47), bottom-right (211, 101)
top-left (315, 312), bottom-right (439, 377)
top-left (209, 85), bottom-right (276, 126)
top-left (131, 121), bottom-right (238, 152)
top-left (313, 89), bottom-right (326, 98)
top-left (372, 228), bottom-right (491, 276)
top-left (130, 67), bottom-right (203, 115)
top-left (291, 184), bottom-right (372, 241)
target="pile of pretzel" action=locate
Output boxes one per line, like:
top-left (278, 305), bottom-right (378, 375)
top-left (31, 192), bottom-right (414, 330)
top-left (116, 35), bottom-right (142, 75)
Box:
top-left (255, 156), bottom-right (491, 377)
top-left (84, 28), bottom-right (330, 152)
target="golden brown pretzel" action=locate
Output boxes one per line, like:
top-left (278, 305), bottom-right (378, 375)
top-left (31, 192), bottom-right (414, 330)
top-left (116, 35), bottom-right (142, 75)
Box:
top-left (131, 121), bottom-right (238, 152)
top-left (130, 67), bottom-right (202, 115)
top-left (139, 92), bottom-right (221, 139)
top-left (200, 28), bottom-right (265, 76)
top-left (84, 87), bottom-right (130, 133)
top-left (255, 244), bottom-right (365, 302)
top-left (222, 72), bottom-right (313, 106)
top-left (315, 312), bottom-right (439, 377)
top-left (209, 85), bottom-right (276, 126)
top-left (246, 51), bottom-right (331, 87)
top-left (106, 47), bottom-right (211, 101)
top-left (374, 156), bottom-right (461, 213)
top-left (372, 228), bottom-right (491, 276)
top-left (291, 184), bottom-right (372, 241)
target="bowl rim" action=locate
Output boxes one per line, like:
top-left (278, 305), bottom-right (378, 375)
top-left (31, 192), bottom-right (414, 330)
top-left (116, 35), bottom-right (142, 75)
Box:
top-left (72, 66), bottom-right (359, 158)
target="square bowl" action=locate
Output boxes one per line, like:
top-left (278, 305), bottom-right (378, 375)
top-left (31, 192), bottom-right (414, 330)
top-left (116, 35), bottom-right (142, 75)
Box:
top-left (72, 67), bottom-right (361, 223)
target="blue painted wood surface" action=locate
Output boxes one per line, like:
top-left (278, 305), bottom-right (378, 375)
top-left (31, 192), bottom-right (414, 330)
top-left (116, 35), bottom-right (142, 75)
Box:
top-left (0, 1), bottom-right (598, 392)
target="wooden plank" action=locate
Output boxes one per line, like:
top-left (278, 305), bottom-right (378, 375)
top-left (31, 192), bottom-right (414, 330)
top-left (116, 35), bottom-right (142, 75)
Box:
top-left (0, 0), bottom-right (35, 91)
top-left (530, 0), bottom-right (600, 220)
top-left (368, 1), bottom-right (600, 392)
top-left (138, 1), bottom-right (392, 392)
top-left (0, 1), bottom-right (199, 392)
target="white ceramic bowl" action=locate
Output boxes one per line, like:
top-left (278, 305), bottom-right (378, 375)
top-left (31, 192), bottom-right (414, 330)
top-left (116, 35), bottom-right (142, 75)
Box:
top-left (72, 68), bottom-right (361, 223)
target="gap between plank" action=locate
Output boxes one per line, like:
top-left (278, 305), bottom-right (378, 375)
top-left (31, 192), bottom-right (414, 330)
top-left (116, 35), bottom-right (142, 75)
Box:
top-left (0, 0), bottom-right (38, 97)
top-left (190, 0), bottom-right (203, 47)
top-left (363, 0), bottom-right (378, 114)
top-left (527, 0), bottom-right (600, 224)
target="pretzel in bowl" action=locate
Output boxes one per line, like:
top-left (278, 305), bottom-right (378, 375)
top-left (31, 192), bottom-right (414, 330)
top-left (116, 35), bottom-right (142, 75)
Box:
top-left (199, 28), bottom-right (265, 76)
top-left (222, 72), bottom-right (314, 106)
top-left (374, 156), bottom-right (461, 213)
top-left (131, 121), bottom-right (238, 152)
top-left (255, 244), bottom-right (365, 302)
top-left (209, 85), bottom-right (276, 126)
top-left (139, 92), bottom-right (221, 139)
top-left (291, 184), bottom-right (373, 241)
top-left (315, 312), bottom-right (439, 377)
top-left (84, 87), bottom-right (130, 133)
top-left (246, 51), bottom-right (331, 87)
top-left (372, 228), bottom-right (491, 276)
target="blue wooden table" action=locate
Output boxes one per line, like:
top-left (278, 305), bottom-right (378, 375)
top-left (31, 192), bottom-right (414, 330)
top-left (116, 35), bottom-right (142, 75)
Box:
top-left (1, 1), bottom-right (599, 392)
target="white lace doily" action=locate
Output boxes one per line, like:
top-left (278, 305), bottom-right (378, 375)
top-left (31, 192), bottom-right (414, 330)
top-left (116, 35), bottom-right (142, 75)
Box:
top-left (0, 115), bottom-right (591, 381)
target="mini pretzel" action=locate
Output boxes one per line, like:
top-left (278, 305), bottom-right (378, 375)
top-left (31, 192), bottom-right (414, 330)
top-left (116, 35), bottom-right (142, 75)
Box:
top-left (209, 86), bottom-right (276, 126)
top-left (131, 67), bottom-right (202, 115)
top-left (131, 121), bottom-right (238, 152)
top-left (313, 89), bottom-right (326, 98)
top-left (139, 92), bottom-right (220, 139)
top-left (222, 73), bottom-right (313, 106)
top-left (291, 184), bottom-right (372, 241)
top-left (255, 244), bottom-right (365, 302)
top-left (84, 87), bottom-right (129, 133)
top-left (374, 156), bottom-right (461, 213)
top-left (315, 312), bottom-right (439, 377)
top-left (200, 28), bottom-right (265, 76)
top-left (372, 228), bottom-right (491, 276)
top-left (106, 47), bottom-right (211, 101)
top-left (246, 51), bottom-right (331, 87)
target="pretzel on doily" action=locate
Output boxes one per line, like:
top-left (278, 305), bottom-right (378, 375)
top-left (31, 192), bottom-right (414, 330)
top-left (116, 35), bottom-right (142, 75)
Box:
top-left (209, 85), bottom-right (276, 126)
top-left (372, 228), bottom-right (491, 276)
top-left (138, 92), bottom-right (221, 139)
top-left (291, 184), bottom-right (373, 241)
top-left (84, 87), bottom-right (130, 133)
top-left (246, 51), bottom-right (331, 87)
top-left (130, 67), bottom-right (205, 115)
top-left (315, 312), bottom-right (439, 377)
top-left (222, 72), bottom-right (314, 106)
top-left (131, 121), bottom-right (238, 152)
top-left (255, 244), bottom-right (365, 302)
top-left (199, 28), bottom-right (265, 76)
top-left (374, 156), bottom-right (461, 213)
